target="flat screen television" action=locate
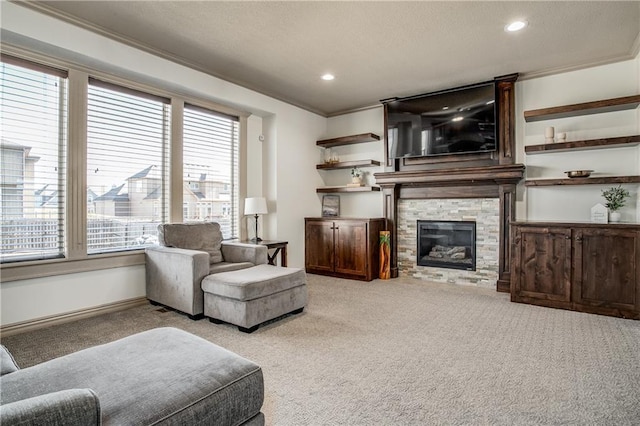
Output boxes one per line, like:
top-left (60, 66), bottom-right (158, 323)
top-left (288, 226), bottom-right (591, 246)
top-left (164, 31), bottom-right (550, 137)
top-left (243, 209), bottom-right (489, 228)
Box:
top-left (385, 82), bottom-right (496, 158)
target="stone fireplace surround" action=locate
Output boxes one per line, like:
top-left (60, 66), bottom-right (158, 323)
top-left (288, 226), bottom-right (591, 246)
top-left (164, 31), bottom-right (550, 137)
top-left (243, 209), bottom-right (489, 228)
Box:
top-left (399, 198), bottom-right (499, 288)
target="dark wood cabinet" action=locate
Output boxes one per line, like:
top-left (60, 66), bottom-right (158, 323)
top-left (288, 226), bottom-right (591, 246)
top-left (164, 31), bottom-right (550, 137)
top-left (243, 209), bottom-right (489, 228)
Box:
top-left (512, 226), bottom-right (572, 305)
top-left (511, 222), bottom-right (640, 319)
top-left (573, 227), bottom-right (639, 316)
top-left (304, 219), bottom-right (335, 274)
top-left (305, 217), bottom-right (386, 281)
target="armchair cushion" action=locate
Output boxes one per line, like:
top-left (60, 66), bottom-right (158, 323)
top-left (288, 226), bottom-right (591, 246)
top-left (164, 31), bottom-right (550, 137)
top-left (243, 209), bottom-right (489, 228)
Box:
top-left (221, 242), bottom-right (268, 265)
top-left (158, 222), bottom-right (223, 264)
top-left (210, 262), bottom-right (256, 274)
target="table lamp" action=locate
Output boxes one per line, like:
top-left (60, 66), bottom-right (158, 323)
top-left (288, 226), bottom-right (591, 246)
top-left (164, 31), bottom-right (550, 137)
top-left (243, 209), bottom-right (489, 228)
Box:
top-left (244, 197), bottom-right (268, 242)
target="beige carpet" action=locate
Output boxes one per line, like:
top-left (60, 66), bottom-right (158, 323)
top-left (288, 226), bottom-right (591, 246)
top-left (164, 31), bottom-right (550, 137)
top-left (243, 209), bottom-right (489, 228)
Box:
top-left (3, 274), bottom-right (640, 425)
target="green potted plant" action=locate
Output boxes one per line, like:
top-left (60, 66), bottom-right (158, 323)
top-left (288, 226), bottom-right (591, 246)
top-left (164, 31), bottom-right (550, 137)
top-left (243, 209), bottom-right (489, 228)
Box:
top-left (601, 185), bottom-right (630, 222)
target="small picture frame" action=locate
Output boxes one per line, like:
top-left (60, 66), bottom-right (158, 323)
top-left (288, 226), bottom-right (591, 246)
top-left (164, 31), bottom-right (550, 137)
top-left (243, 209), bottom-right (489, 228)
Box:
top-left (322, 195), bottom-right (340, 217)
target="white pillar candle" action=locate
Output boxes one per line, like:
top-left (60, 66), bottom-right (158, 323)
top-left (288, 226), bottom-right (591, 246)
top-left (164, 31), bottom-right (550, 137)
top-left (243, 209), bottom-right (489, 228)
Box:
top-left (545, 126), bottom-right (555, 138)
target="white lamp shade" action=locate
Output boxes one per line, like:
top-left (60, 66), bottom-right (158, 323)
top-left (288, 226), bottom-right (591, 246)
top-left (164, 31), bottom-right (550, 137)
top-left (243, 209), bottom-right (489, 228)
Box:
top-left (244, 197), bottom-right (268, 215)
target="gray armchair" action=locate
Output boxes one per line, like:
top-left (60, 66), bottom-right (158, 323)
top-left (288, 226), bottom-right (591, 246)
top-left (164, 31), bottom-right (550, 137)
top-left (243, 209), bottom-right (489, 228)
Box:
top-left (145, 223), bottom-right (267, 319)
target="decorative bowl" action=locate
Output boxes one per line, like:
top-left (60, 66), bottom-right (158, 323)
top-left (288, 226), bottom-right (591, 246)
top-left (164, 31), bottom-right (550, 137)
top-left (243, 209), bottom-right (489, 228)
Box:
top-left (564, 170), bottom-right (594, 178)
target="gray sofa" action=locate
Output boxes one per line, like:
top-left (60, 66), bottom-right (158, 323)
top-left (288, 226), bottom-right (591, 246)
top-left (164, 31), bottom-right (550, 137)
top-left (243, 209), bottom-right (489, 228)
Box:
top-left (0, 327), bottom-right (264, 425)
top-left (146, 222), bottom-right (268, 319)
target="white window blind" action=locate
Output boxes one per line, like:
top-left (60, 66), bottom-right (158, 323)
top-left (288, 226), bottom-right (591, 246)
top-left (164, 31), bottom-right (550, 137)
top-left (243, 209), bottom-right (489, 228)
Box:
top-left (87, 78), bottom-right (170, 254)
top-left (0, 56), bottom-right (67, 263)
top-left (183, 104), bottom-right (239, 239)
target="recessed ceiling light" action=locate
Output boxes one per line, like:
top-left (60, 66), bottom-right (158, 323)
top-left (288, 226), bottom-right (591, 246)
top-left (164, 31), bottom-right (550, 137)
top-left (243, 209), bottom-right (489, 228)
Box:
top-left (321, 73), bottom-right (335, 81)
top-left (505, 20), bottom-right (528, 32)
top-left (452, 116), bottom-right (464, 122)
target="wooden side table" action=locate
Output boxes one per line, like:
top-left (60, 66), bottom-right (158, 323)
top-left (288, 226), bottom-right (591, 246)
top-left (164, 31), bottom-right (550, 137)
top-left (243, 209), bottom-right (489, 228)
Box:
top-left (241, 240), bottom-right (288, 266)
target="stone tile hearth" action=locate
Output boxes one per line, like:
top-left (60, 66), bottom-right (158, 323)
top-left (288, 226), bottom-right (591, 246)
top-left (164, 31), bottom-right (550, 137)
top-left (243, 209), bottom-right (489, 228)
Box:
top-left (397, 198), bottom-right (500, 288)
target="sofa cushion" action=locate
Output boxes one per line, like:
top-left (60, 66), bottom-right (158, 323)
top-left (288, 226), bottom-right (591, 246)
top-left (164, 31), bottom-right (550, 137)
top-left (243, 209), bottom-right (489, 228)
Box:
top-left (0, 327), bottom-right (264, 425)
top-left (158, 222), bottom-right (223, 264)
top-left (0, 345), bottom-right (19, 376)
top-left (202, 264), bottom-right (307, 301)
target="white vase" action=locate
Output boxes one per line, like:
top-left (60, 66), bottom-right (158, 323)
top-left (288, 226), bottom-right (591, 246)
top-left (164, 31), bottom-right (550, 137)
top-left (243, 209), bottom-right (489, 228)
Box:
top-left (351, 176), bottom-right (362, 185)
top-left (609, 211), bottom-right (621, 222)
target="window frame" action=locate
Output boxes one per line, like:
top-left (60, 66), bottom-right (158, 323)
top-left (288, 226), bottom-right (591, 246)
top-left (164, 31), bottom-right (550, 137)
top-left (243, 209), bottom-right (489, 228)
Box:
top-left (0, 48), bottom-right (248, 282)
top-left (0, 55), bottom-right (68, 263)
top-left (182, 102), bottom-right (240, 239)
top-left (86, 77), bottom-right (171, 255)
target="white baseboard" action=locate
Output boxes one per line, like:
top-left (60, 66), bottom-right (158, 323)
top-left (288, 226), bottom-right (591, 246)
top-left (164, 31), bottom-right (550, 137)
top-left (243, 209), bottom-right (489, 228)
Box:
top-left (0, 297), bottom-right (148, 337)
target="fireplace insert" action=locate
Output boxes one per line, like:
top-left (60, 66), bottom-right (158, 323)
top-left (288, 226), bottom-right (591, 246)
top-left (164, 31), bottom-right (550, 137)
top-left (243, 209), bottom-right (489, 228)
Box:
top-left (417, 220), bottom-right (476, 271)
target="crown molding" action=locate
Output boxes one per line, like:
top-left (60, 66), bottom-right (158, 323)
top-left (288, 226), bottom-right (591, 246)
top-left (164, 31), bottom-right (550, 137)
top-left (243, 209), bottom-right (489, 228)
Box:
top-left (327, 103), bottom-right (383, 118)
top-left (519, 51), bottom-right (638, 82)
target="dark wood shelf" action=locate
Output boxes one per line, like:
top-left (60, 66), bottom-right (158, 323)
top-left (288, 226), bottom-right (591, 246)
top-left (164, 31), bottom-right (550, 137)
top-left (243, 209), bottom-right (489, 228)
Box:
top-left (525, 175), bottom-right (640, 187)
top-left (525, 135), bottom-right (640, 154)
top-left (316, 133), bottom-right (380, 148)
top-left (316, 186), bottom-right (381, 193)
top-left (513, 220), bottom-right (640, 228)
top-left (524, 95), bottom-right (640, 122)
top-left (316, 159), bottom-right (381, 170)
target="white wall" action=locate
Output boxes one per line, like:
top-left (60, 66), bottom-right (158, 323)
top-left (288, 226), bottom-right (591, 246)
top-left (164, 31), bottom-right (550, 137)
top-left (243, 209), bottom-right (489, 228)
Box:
top-left (0, 3), bottom-right (326, 326)
top-left (324, 107), bottom-right (385, 218)
top-left (515, 54), bottom-right (640, 222)
top-left (273, 109), bottom-right (327, 267)
top-left (1, 266), bottom-right (145, 325)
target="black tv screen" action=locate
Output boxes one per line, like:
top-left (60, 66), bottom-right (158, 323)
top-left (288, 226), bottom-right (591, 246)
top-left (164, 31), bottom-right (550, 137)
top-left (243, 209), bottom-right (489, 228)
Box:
top-left (386, 82), bottom-right (496, 158)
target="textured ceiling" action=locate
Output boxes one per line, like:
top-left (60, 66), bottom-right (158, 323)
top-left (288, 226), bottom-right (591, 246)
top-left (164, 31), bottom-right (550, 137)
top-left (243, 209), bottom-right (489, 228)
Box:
top-left (27, 1), bottom-right (640, 116)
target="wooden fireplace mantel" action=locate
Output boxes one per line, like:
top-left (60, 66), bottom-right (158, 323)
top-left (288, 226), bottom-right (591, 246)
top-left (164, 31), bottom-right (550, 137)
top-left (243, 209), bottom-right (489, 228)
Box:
top-left (375, 164), bottom-right (525, 193)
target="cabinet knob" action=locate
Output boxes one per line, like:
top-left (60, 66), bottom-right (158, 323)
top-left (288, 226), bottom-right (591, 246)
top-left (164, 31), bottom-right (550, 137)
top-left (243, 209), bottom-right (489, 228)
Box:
top-left (575, 237), bottom-right (582, 242)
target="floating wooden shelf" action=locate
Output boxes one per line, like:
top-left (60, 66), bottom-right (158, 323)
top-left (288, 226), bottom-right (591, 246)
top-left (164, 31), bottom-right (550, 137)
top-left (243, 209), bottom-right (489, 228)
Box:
top-left (316, 159), bottom-right (381, 170)
top-left (524, 95), bottom-right (640, 122)
top-left (525, 135), bottom-right (640, 154)
top-left (316, 186), bottom-right (381, 193)
top-left (316, 133), bottom-right (380, 148)
top-left (525, 176), bottom-right (640, 187)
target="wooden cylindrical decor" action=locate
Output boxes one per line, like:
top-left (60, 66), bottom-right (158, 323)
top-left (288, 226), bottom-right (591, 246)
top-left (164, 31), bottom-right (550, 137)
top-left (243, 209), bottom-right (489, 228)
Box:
top-left (379, 231), bottom-right (391, 280)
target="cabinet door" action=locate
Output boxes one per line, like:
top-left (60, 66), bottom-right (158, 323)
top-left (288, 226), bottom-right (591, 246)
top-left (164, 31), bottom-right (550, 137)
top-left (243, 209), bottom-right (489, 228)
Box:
top-left (305, 220), bottom-right (335, 273)
top-left (334, 221), bottom-right (368, 278)
top-left (573, 228), bottom-right (639, 313)
top-left (512, 226), bottom-right (572, 302)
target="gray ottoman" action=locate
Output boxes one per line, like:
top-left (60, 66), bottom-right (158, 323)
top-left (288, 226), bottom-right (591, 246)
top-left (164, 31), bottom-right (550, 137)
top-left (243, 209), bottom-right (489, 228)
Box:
top-left (202, 264), bottom-right (308, 333)
top-left (0, 327), bottom-right (264, 425)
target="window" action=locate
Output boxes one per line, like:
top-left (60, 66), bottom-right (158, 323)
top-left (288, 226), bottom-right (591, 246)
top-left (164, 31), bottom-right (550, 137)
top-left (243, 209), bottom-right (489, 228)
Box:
top-left (87, 79), bottom-right (169, 253)
top-left (0, 56), bottom-right (67, 263)
top-left (183, 104), bottom-right (239, 239)
top-left (1, 53), bottom-right (245, 278)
